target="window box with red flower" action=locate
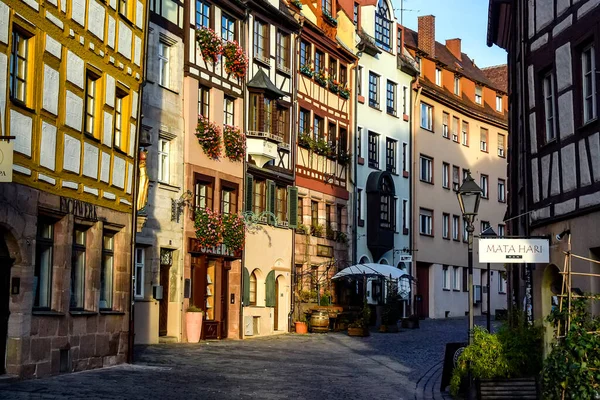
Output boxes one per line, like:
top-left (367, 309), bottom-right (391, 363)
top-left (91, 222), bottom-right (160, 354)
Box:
top-left (196, 115), bottom-right (222, 159)
top-left (222, 213), bottom-right (245, 253)
top-left (300, 64), bottom-right (314, 78)
top-left (314, 70), bottom-right (328, 87)
top-left (196, 27), bottom-right (223, 64)
top-left (223, 41), bottom-right (248, 80)
top-left (223, 125), bottom-right (245, 162)
top-left (194, 208), bottom-right (223, 248)
top-left (328, 78), bottom-right (340, 94)
top-left (339, 85), bottom-right (351, 99)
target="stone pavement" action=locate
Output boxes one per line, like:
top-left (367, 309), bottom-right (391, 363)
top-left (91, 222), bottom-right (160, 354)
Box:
top-left (0, 317), bottom-right (496, 400)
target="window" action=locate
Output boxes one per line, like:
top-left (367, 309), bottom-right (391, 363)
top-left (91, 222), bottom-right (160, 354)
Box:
top-left (300, 40), bottom-right (310, 68)
top-left (416, 56), bottom-right (422, 75)
top-left (480, 174), bottom-right (489, 199)
top-left (461, 121), bottom-right (469, 146)
top-left (315, 50), bottom-right (325, 73)
top-left (497, 224), bottom-right (505, 237)
top-left (276, 30), bottom-right (290, 72)
top-left (402, 86), bottom-right (407, 115)
top-left (328, 122), bottom-right (337, 150)
top-left (357, 127), bottom-right (362, 158)
top-left (452, 117), bottom-right (459, 142)
top-left (498, 133), bottom-right (505, 157)
top-left (357, 189), bottom-right (363, 223)
top-left (339, 65), bottom-right (347, 86)
top-left (463, 168), bottom-right (469, 182)
top-left (357, 66), bottom-right (363, 96)
top-left (221, 14), bottom-right (235, 41)
top-left (442, 162), bottom-right (450, 189)
top-left (253, 180), bottom-right (266, 214)
top-left (313, 115), bottom-right (324, 140)
top-left (379, 176), bottom-right (394, 230)
top-left (498, 179), bottom-right (506, 202)
top-left (499, 276), bottom-right (506, 293)
top-left (119, 0), bottom-right (129, 17)
top-left (158, 42), bottom-right (170, 87)
top-left (34, 219), bottom-right (53, 309)
top-left (329, 57), bottom-right (337, 80)
top-left (453, 267), bottom-right (460, 290)
top-left (463, 267), bottom-right (468, 291)
top-left (496, 95), bottom-right (503, 112)
top-left (158, 138), bottom-right (170, 183)
top-left (402, 199), bottom-right (408, 233)
top-left (543, 72), bottom-right (556, 142)
top-left (386, 138), bottom-right (396, 173)
top-left (338, 127), bottom-right (348, 155)
top-left (480, 128), bottom-right (488, 152)
top-left (582, 45), bottom-right (596, 123)
top-left (369, 72), bottom-right (379, 108)
top-left (149, 0), bottom-right (184, 28)
top-left (452, 165), bottom-right (460, 191)
top-left (463, 218), bottom-right (468, 242)
top-left (454, 76), bottom-right (460, 96)
top-left (100, 232), bottom-right (115, 310)
top-left (374, 0), bottom-right (391, 50)
top-left (443, 267), bottom-right (450, 289)
top-left (480, 220), bottom-right (491, 234)
top-left (276, 186), bottom-right (287, 223)
top-left (368, 131), bottom-right (379, 168)
top-left (299, 108), bottom-right (310, 135)
top-left (452, 215), bottom-right (460, 241)
top-left (253, 19), bottom-right (268, 61)
top-left (419, 208), bottom-right (433, 236)
top-left (325, 204), bottom-right (332, 233)
top-left (194, 179), bottom-right (213, 209)
top-left (402, 142), bottom-right (407, 172)
top-left (195, 0), bottom-right (210, 28)
top-left (442, 213), bottom-right (450, 239)
top-left (9, 30), bottom-right (30, 104)
top-left (221, 187), bottom-right (237, 214)
top-left (442, 112), bottom-right (449, 138)
top-left (114, 93), bottom-right (125, 149)
top-left (322, 0), bottom-right (332, 15)
top-left (264, 98), bottom-right (273, 133)
top-left (475, 86), bottom-right (482, 104)
top-left (420, 155), bottom-right (432, 183)
top-left (386, 80), bottom-right (396, 115)
top-left (198, 86), bottom-right (210, 118)
top-left (337, 205), bottom-right (343, 231)
top-left (224, 97), bottom-right (234, 125)
top-left (249, 271), bottom-right (257, 305)
top-left (311, 200), bottom-right (319, 227)
top-left (134, 248), bottom-right (144, 298)
top-left (84, 73), bottom-right (99, 137)
top-left (70, 227), bottom-right (86, 310)
top-left (421, 102), bottom-right (433, 130)
top-left (435, 68), bottom-right (442, 86)
top-left (297, 197), bottom-right (303, 225)
top-left (354, 2), bottom-right (359, 24)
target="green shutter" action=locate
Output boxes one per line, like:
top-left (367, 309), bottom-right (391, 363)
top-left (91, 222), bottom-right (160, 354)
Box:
top-left (243, 267), bottom-right (250, 306)
top-left (266, 180), bottom-right (276, 224)
top-left (265, 270), bottom-right (276, 307)
top-left (245, 175), bottom-right (254, 213)
top-left (287, 186), bottom-right (298, 228)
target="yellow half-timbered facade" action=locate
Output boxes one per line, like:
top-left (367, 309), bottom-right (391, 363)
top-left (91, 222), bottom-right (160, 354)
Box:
top-left (0, 0), bottom-right (146, 377)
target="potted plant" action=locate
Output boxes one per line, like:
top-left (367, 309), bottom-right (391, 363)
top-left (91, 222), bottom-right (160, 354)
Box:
top-left (296, 224), bottom-right (309, 235)
top-left (335, 231), bottom-right (348, 244)
top-left (310, 223), bottom-right (324, 237)
top-left (348, 301), bottom-right (371, 337)
top-left (381, 293), bottom-right (402, 333)
top-left (186, 306), bottom-right (204, 343)
top-left (295, 313), bottom-right (308, 334)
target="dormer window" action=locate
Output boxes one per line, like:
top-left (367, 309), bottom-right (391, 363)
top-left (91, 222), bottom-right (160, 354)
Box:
top-left (454, 76), bottom-right (460, 96)
top-left (475, 86), bottom-right (483, 105)
top-left (375, 0), bottom-right (391, 51)
top-left (435, 68), bottom-right (442, 86)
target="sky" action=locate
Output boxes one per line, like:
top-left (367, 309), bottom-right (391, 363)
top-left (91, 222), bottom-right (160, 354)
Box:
top-left (392, 0), bottom-right (507, 68)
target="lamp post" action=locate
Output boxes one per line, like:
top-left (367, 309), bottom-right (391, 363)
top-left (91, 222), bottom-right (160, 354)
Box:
top-left (456, 169), bottom-right (482, 400)
top-left (481, 226), bottom-right (497, 333)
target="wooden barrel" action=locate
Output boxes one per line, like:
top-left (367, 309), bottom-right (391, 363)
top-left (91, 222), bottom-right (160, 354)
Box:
top-left (310, 311), bottom-right (329, 333)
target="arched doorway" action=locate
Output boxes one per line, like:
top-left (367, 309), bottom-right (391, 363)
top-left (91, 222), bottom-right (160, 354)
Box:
top-left (0, 234), bottom-right (14, 375)
top-left (541, 264), bottom-right (562, 356)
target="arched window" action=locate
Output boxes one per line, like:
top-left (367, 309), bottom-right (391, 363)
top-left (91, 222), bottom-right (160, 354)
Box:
top-left (379, 175), bottom-right (394, 230)
top-left (375, 0), bottom-right (391, 51)
top-left (359, 256), bottom-right (370, 264)
top-left (249, 271), bottom-right (257, 306)
top-left (379, 259), bottom-right (389, 265)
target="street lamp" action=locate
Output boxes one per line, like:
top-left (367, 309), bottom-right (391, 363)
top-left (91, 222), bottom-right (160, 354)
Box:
top-left (457, 169), bottom-right (482, 400)
top-left (481, 226), bottom-right (497, 333)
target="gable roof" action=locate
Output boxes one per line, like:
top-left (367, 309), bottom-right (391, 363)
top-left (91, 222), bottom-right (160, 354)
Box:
top-left (481, 65), bottom-right (508, 93)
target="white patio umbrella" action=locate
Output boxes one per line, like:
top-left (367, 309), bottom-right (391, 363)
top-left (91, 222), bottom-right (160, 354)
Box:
top-left (332, 263), bottom-right (410, 280)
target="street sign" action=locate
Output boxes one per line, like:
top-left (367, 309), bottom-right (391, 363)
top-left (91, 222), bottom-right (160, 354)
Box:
top-left (398, 255), bottom-right (412, 262)
top-left (0, 140), bottom-right (13, 182)
top-left (478, 238), bottom-right (550, 263)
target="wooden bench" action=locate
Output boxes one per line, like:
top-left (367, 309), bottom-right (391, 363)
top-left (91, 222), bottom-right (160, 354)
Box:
top-left (478, 378), bottom-right (538, 400)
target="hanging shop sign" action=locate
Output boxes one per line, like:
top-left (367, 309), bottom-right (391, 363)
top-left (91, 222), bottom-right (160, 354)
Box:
top-left (397, 255), bottom-right (412, 263)
top-left (478, 238), bottom-right (550, 264)
top-left (0, 140), bottom-right (14, 183)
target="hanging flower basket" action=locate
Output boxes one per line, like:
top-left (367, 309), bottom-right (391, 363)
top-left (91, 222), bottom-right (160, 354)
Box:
top-left (196, 27), bottom-right (223, 63)
top-left (196, 115), bottom-right (222, 159)
top-left (222, 213), bottom-right (245, 252)
top-left (194, 208), bottom-right (223, 248)
top-left (223, 41), bottom-right (248, 79)
top-left (223, 125), bottom-right (245, 162)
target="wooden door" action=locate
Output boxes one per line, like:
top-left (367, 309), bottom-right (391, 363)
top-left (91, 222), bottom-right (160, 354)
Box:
top-left (0, 239), bottom-right (13, 375)
top-left (159, 265), bottom-right (170, 336)
top-left (220, 263), bottom-right (229, 339)
top-left (274, 277), bottom-right (279, 331)
top-left (416, 263), bottom-right (430, 318)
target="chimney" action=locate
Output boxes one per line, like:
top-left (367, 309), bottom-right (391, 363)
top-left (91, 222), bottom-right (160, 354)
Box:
top-left (446, 38), bottom-right (462, 61)
top-left (417, 15), bottom-right (435, 57)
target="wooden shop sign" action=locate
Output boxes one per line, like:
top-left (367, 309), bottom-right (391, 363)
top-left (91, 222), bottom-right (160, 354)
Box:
top-left (60, 197), bottom-right (98, 221)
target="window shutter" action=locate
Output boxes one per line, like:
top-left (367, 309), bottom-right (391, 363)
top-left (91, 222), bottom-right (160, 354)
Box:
top-left (243, 267), bottom-right (250, 306)
top-left (287, 186), bottom-right (298, 228)
top-left (245, 175), bottom-right (253, 213)
top-left (266, 180), bottom-right (276, 224)
top-left (265, 270), bottom-right (276, 307)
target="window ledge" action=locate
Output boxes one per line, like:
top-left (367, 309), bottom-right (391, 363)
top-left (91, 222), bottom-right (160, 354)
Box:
top-left (9, 97), bottom-right (36, 114)
top-left (357, 95), bottom-right (365, 104)
top-left (32, 310), bottom-right (65, 317)
top-left (442, 236), bottom-right (450, 240)
top-left (421, 127), bottom-right (434, 133)
top-left (453, 289), bottom-right (461, 292)
top-left (358, 157), bottom-right (365, 165)
top-left (114, 146), bottom-right (128, 156)
top-left (419, 179), bottom-right (434, 185)
top-left (158, 84), bottom-right (179, 95)
top-left (157, 181), bottom-right (181, 192)
top-left (69, 310), bottom-right (97, 316)
top-left (420, 233), bottom-right (434, 237)
top-left (499, 291), bottom-right (507, 295)
top-left (276, 65), bottom-right (292, 77)
top-left (253, 56), bottom-right (271, 68)
top-left (442, 288), bottom-right (451, 292)
top-left (100, 310), bottom-right (126, 315)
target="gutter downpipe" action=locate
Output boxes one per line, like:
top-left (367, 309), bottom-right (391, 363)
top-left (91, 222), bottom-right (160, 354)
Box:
top-left (128, 0), bottom-right (151, 363)
top-left (408, 71), bottom-right (418, 316)
top-left (411, 81), bottom-right (422, 317)
top-left (352, 56), bottom-right (359, 267)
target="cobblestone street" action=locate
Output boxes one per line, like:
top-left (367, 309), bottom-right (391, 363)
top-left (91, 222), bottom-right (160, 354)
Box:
top-left (0, 317), bottom-right (495, 400)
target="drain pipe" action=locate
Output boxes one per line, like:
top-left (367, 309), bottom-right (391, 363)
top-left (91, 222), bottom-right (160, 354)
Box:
top-left (352, 57), bottom-right (359, 266)
top-left (410, 82), bottom-right (422, 317)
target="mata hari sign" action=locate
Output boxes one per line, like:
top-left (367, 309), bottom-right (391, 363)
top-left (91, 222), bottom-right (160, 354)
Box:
top-left (479, 238), bottom-right (550, 264)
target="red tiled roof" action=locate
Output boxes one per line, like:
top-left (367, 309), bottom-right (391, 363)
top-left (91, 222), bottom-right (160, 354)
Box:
top-left (481, 65), bottom-right (508, 93)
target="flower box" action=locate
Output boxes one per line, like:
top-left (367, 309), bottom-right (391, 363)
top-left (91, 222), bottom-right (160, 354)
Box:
top-left (323, 10), bottom-right (338, 26)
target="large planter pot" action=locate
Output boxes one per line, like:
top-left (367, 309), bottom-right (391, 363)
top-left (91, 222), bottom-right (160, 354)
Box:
top-left (348, 327), bottom-right (369, 337)
top-left (295, 322), bottom-right (308, 334)
top-left (186, 312), bottom-right (203, 343)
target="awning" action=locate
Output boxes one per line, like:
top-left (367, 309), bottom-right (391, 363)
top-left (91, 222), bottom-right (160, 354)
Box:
top-left (332, 263), bottom-right (414, 281)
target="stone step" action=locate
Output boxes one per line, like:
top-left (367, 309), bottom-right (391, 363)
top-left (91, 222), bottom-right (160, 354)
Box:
top-left (159, 336), bottom-right (179, 344)
top-left (0, 374), bottom-right (20, 384)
